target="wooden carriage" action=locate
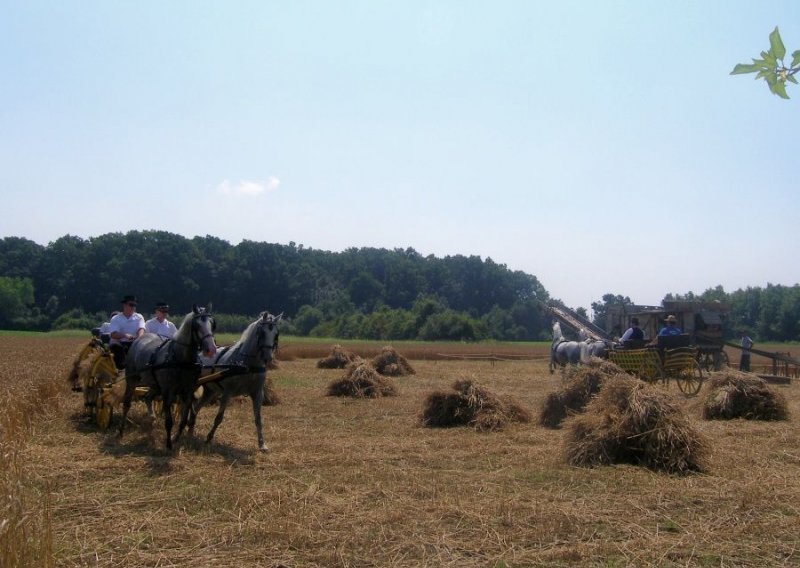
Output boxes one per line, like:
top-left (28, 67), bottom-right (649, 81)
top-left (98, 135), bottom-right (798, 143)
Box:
top-left (608, 334), bottom-right (705, 396)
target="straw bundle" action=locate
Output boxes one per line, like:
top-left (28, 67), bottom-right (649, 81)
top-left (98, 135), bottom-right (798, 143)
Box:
top-left (371, 346), bottom-right (415, 376)
top-left (317, 345), bottom-right (362, 369)
top-left (539, 361), bottom-right (615, 428)
top-left (702, 370), bottom-right (789, 421)
top-left (421, 379), bottom-right (530, 432)
top-left (326, 363), bottom-right (397, 398)
top-left (262, 376), bottom-right (280, 406)
top-left (565, 374), bottom-right (707, 474)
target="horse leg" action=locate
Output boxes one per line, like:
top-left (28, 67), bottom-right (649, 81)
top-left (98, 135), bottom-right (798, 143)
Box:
top-left (252, 379), bottom-right (269, 452)
top-left (205, 393), bottom-right (231, 445)
top-left (172, 390), bottom-right (194, 448)
top-left (162, 389), bottom-right (175, 451)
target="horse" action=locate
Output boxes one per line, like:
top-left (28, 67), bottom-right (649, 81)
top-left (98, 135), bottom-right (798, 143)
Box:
top-left (188, 312), bottom-right (282, 452)
top-left (549, 321), bottom-right (589, 374)
top-left (119, 305), bottom-right (218, 450)
top-left (578, 328), bottom-right (610, 359)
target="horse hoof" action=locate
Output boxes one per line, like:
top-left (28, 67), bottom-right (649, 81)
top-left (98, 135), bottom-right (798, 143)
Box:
top-left (259, 445), bottom-right (270, 453)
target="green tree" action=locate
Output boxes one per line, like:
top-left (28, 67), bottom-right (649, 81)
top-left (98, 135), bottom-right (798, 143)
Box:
top-left (0, 276), bottom-right (35, 327)
top-left (732, 27), bottom-right (799, 99)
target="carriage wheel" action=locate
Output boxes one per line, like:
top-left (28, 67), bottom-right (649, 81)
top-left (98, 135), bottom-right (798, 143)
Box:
top-left (698, 352), bottom-right (716, 373)
top-left (637, 360), bottom-right (663, 386)
top-left (676, 362), bottom-right (704, 396)
top-left (84, 354), bottom-right (117, 422)
top-left (715, 350), bottom-right (729, 371)
top-left (96, 388), bottom-right (114, 430)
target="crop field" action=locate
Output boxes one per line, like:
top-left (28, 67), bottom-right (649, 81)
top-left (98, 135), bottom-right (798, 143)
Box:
top-left (2, 335), bottom-right (799, 567)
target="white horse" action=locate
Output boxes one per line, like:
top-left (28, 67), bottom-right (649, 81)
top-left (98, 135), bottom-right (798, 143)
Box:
top-left (578, 328), bottom-right (610, 359)
top-left (549, 322), bottom-right (589, 374)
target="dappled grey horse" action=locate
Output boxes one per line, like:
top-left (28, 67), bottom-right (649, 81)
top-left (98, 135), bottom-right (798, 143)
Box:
top-left (120, 305), bottom-right (217, 450)
top-left (189, 312), bottom-right (282, 452)
top-left (549, 321), bottom-right (589, 374)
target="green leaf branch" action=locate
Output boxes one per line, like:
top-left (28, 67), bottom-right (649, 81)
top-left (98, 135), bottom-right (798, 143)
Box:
top-left (731, 26), bottom-right (799, 99)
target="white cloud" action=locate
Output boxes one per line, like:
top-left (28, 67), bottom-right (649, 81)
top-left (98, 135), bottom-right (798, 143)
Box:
top-left (216, 176), bottom-right (280, 196)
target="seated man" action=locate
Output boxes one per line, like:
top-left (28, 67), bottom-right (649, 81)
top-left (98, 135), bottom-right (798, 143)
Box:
top-left (108, 295), bottom-right (145, 369)
top-left (658, 315), bottom-right (682, 336)
top-left (619, 317), bottom-right (645, 347)
top-left (145, 301), bottom-right (178, 339)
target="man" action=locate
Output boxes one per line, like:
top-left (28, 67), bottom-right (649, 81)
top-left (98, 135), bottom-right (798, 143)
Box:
top-left (620, 317), bottom-right (645, 344)
top-left (145, 301), bottom-right (178, 339)
top-left (740, 330), bottom-right (754, 372)
top-left (658, 315), bottom-right (682, 336)
top-left (108, 295), bottom-right (146, 369)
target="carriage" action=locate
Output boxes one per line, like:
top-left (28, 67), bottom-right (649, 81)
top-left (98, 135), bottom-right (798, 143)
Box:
top-left (607, 335), bottom-right (705, 395)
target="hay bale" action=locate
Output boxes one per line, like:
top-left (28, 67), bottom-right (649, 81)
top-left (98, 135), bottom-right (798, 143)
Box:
top-left (539, 364), bottom-right (611, 429)
top-left (326, 363), bottom-right (396, 398)
top-left (564, 374), bottom-right (707, 474)
top-left (702, 370), bottom-right (788, 421)
top-left (262, 376), bottom-right (280, 406)
top-left (372, 346), bottom-right (415, 376)
top-left (317, 345), bottom-right (362, 369)
top-left (421, 379), bottom-right (530, 432)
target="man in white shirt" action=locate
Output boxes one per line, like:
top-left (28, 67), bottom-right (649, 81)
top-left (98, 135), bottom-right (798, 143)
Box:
top-left (109, 295), bottom-right (146, 368)
top-left (145, 301), bottom-right (178, 339)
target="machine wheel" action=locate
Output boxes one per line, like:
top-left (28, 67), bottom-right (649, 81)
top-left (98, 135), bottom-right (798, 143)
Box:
top-left (84, 354), bottom-right (117, 422)
top-left (715, 350), bottom-right (729, 371)
top-left (96, 388), bottom-right (114, 430)
top-left (677, 362), bottom-right (704, 396)
top-left (698, 352), bottom-right (715, 373)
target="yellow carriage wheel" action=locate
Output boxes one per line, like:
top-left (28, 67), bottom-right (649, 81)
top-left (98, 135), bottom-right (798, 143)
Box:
top-left (96, 388), bottom-right (114, 430)
top-left (676, 362), bottom-right (704, 396)
top-left (84, 353), bottom-right (118, 422)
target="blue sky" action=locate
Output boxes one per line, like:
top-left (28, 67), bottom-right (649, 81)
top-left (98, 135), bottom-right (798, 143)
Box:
top-left (1, 2), bottom-right (798, 312)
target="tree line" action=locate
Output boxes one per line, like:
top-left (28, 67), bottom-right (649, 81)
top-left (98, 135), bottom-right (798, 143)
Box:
top-left (1, 232), bottom-right (798, 342)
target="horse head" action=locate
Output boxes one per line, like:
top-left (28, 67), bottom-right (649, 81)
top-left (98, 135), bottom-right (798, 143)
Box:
top-left (255, 311), bottom-right (283, 363)
top-left (191, 304), bottom-right (217, 358)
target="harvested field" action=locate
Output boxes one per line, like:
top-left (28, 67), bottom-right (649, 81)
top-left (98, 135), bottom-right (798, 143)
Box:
top-left (2, 334), bottom-right (800, 567)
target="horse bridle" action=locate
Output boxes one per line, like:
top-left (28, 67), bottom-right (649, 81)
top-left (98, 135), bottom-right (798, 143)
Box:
top-left (255, 320), bottom-right (279, 361)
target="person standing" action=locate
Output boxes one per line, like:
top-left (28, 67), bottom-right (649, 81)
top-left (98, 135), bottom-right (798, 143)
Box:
top-left (108, 295), bottom-right (146, 369)
top-left (740, 330), bottom-right (754, 372)
top-left (145, 301), bottom-right (178, 339)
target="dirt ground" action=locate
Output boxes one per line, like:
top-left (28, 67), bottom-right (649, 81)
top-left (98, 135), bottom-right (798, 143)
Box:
top-left (4, 336), bottom-right (800, 567)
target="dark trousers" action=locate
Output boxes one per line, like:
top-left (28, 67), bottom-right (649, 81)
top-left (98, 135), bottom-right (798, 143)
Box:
top-left (739, 353), bottom-right (751, 372)
top-left (110, 343), bottom-right (131, 370)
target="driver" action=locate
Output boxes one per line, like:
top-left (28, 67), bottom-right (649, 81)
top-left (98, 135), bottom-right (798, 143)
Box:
top-left (108, 295), bottom-right (146, 369)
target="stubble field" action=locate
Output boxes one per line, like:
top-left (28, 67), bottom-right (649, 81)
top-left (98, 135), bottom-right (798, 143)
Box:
top-left (2, 335), bottom-right (799, 567)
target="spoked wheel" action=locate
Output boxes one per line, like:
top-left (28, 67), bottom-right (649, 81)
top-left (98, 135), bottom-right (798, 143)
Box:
top-left (716, 350), bottom-right (729, 370)
top-left (96, 387), bottom-right (114, 430)
top-left (698, 352), bottom-right (716, 373)
top-left (676, 362), bottom-right (704, 396)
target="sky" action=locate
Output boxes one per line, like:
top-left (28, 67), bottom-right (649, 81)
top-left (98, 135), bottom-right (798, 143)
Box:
top-left (1, 1), bottom-right (799, 313)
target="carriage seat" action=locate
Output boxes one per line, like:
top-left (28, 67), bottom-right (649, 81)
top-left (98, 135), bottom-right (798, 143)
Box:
top-left (656, 334), bottom-right (691, 349)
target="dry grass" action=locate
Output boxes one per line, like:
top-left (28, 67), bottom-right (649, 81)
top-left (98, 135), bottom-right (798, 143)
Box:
top-left (2, 336), bottom-right (800, 566)
top-left (702, 369), bottom-right (789, 421)
top-left (316, 344), bottom-right (363, 369)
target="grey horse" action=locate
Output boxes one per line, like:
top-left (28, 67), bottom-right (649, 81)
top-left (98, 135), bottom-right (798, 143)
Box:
top-left (189, 312), bottom-right (282, 452)
top-left (120, 305), bottom-right (218, 450)
top-left (579, 328), bottom-right (610, 359)
top-left (549, 321), bottom-right (589, 374)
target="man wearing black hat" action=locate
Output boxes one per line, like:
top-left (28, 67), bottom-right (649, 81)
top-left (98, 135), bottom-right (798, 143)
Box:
top-left (145, 301), bottom-right (177, 339)
top-left (108, 295), bottom-right (146, 368)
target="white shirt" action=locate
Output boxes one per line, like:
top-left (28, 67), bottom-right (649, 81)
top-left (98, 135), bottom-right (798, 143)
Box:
top-left (145, 317), bottom-right (178, 339)
top-left (109, 312), bottom-right (146, 345)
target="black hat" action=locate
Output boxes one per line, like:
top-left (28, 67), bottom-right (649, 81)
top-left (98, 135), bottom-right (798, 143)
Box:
top-left (154, 301), bottom-right (170, 312)
top-left (121, 295), bottom-right (138, 305)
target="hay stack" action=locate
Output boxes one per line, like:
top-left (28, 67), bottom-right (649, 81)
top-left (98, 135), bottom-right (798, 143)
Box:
top-left (702, 370), bottom-right (788, 421)
top-left (539, 361), bottom-right (617, 428)
top-left (371, 346), bottom-right (415, 376)
top-left (317, 345), bottom-right (362, 369)
top-left (326, 363), bottom-right (397, 398)
top-left (564, 374), bottom-right (707, 474)
top-left (262, 376), bottom-right (280, 406)
top-left (421, 379), bottom-right (530, 432)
